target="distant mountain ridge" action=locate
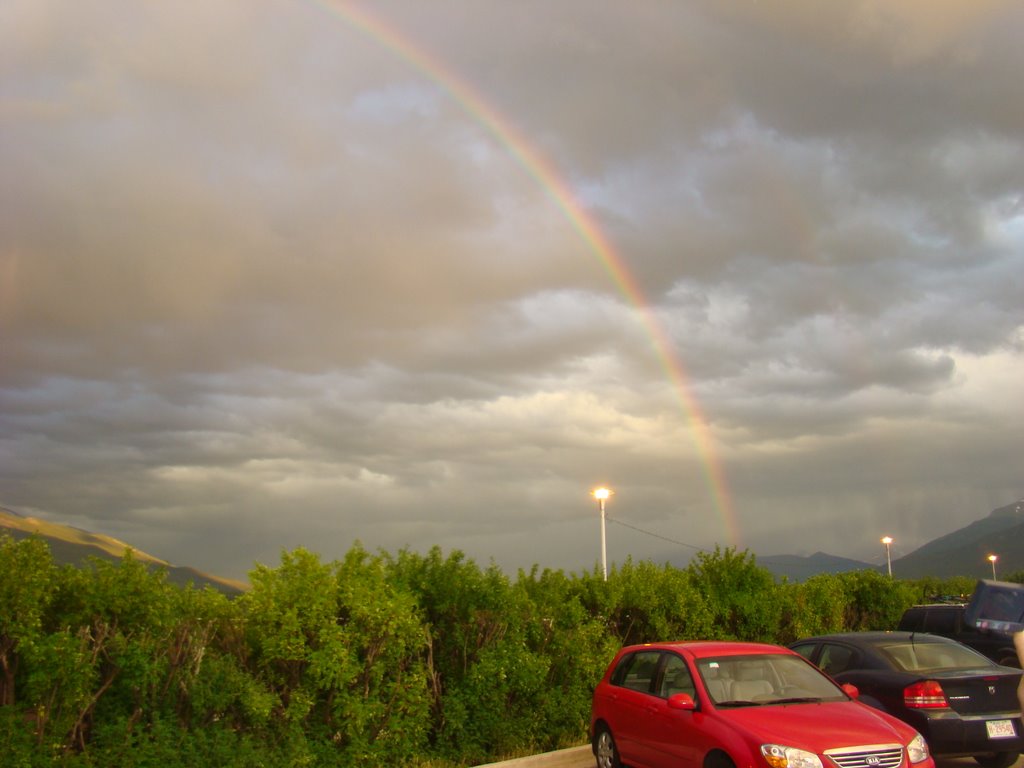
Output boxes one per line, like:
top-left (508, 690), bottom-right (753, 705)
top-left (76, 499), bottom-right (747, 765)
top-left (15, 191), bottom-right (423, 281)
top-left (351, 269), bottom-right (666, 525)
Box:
top-left (761, 500), bottom-right (1024, 581)
top-left (756, 551), bottom-right (876, 581)
top-left (0, 506), bottom-right (246, 595)
top-left (5, 500), bottom-right (1022, 587)
top-left (890, 500), bottom-right (1024, 579)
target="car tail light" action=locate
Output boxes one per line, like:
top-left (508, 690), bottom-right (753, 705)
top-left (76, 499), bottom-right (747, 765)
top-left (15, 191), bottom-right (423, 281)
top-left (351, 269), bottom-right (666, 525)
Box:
top-left (903, 680), bottom-right (947, 709)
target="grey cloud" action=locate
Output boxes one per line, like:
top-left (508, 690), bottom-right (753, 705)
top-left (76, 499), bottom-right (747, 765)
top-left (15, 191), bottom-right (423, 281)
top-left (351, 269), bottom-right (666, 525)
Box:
top-left (2, 1), bottom-right (1022, 580)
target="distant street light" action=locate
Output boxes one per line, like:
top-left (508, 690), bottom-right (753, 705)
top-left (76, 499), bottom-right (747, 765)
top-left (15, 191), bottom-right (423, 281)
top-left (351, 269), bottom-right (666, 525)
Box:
top-left (593, 487), bottom-right (612, 581)
top-left (881, 536), bottom-right (894, 578)
top-left (988, 554), bottom-right (998, 580)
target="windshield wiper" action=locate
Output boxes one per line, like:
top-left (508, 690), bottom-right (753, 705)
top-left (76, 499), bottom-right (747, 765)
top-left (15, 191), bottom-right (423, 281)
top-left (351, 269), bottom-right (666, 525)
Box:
top-left (715, 700), bottom-right (763, 707)
top-left (772, 697), bottom-right (822, 704)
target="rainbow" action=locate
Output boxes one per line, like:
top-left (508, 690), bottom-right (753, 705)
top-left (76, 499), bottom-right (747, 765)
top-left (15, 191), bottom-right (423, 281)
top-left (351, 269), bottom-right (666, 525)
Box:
top-left (311, 1), bottom-right (739, 547)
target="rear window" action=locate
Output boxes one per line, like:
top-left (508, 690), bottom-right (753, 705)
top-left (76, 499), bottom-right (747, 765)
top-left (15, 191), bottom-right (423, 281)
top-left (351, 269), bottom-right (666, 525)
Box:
top-left (921, 607), bottom-right (962, 633)
top-left (900, 605), bottom-right (970, 635)
top-left (877, 641), bottom-right (994, 672)
top-left (610, 650), bottom-right (662, 693)
top-left (899, 608), bottom-right (925, 630)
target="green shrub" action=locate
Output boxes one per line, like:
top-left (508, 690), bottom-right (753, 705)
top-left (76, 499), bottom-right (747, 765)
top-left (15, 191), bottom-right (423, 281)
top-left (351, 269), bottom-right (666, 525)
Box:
top-left (2, 531), bottom-right (1016, 767)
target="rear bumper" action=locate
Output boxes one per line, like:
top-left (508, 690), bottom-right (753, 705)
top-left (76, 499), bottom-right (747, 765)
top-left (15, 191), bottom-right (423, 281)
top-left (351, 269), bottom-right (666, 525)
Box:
top-left (906, 709), bottom-right (1024, 755)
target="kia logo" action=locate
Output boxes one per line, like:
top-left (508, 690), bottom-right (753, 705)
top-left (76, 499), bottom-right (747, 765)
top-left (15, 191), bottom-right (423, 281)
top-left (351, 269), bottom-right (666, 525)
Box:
top-left (866, 757), bottom-right (880, 766)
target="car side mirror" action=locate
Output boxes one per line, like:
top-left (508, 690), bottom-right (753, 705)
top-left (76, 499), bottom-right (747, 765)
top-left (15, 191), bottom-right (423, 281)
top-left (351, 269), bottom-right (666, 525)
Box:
top-left (668, 693), bottom-right (697, 711)
top-left (841, 683), bottom-right (859, 699)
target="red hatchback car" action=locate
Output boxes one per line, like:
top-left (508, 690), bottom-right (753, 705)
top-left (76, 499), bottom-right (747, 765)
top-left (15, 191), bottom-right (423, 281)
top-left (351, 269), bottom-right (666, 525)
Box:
top-left (590, 641), bottom-right (936, 768)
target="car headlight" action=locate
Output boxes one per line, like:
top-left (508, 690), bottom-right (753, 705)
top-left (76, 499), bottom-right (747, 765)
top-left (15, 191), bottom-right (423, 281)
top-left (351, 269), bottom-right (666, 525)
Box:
top-left (906, 733), bottom-right (929, 764)
top-left (762, 744), bottom-right (824, 768)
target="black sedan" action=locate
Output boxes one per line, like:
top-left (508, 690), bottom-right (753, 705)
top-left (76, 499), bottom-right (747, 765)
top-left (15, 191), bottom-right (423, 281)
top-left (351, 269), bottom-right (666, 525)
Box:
top-left (790, 632), bottom-right (1023, 768)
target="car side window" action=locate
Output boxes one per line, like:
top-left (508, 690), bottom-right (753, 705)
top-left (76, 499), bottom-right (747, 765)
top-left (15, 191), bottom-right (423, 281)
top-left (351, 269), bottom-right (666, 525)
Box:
top-left (923, 608), bottom-right (957, 634)
top-left (952, 609), bottom-right (978, 636)
top-left (611, 650), bottom-right (662, 694)
top-left (818, 644), bottom-right (855, 676)
top-left (790, 643), bottom-right (816, 661)
top-left (898, 608), bottom-right (923, 631)
top-left (659, 653), bottom-right (696, 698)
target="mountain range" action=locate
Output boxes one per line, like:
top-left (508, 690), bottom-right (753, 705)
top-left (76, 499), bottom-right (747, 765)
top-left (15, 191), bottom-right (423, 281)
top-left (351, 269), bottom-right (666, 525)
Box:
top-left (0, 506), bottom-right (246, 595)
top-left (3, 500), bottom-right (1022, 589)
top-left (759, 500), bottom-right (1024, 581)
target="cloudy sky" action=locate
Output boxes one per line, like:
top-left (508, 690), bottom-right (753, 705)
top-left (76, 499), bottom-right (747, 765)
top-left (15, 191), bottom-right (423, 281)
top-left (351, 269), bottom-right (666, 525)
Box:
top-left (3, 0), bottom-right (1023, 582)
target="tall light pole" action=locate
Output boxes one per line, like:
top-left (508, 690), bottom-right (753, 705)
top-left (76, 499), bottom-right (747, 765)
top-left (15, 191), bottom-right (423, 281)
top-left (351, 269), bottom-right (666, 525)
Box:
top-left (988, 554), bottom-right (998, 580)
top-left (593, 487), bottom-right (612, 581)
top-left (881, 536), bottom-right (893, 578)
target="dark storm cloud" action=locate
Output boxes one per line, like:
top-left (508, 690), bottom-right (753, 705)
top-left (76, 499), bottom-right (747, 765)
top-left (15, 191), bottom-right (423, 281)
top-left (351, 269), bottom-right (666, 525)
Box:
top-left (2, 0), bottom-right (1022, 580)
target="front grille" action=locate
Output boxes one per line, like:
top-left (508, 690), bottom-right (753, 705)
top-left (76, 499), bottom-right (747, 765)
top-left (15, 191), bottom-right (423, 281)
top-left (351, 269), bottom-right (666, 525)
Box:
top-left (825, 744), bottom-right (904, 768)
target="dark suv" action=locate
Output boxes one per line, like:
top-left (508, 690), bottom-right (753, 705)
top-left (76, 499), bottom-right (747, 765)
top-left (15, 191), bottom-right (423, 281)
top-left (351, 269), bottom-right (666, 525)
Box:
top-left (897, 603), bottom-right (1020, 668)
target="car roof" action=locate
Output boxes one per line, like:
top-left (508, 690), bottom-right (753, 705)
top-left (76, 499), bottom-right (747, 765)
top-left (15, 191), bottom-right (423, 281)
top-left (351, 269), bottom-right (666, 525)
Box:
top-left (620, 640), bottom-right (791, 658)
top-left (793, 631), bottom-right (960, 645)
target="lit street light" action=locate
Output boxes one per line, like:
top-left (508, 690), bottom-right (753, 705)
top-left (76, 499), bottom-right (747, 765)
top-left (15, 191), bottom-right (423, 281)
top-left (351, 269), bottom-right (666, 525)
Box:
top-left (988, 554), bottom-right (998, 580)
top-left (593, 487), bottom-right (612, 581)
top-left (881, 536), bottom-right (893, 578)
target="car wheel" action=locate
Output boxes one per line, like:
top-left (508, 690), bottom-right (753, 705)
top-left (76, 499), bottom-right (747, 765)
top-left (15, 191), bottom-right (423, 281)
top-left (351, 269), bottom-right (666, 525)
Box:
top-left (705, 751), bottom-right (737, 768)
top-left (594, 726), bottom-right (622, 768)
top-left (996, 654), bottom-right (1021, 669)
top-left (973, 751), bottom-right (1019, 768)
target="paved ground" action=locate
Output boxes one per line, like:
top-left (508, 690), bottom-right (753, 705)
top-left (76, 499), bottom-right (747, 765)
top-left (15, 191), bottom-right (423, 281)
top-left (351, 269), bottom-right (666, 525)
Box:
top-left (474, 746), bottom-right (1024, 768)
top-left (472, 745), bottom-right (590, 768)
top-left (473, 745), bottom-right (590, 768)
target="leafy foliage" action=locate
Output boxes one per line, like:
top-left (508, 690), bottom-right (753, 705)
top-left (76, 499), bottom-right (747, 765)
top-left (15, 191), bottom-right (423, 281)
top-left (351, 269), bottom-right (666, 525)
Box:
top-left (776, 572), bottom-right (848, 643)
top-left (687, 546), bottom-right (781, 641)
top-left (0, 532), bottom-right (1019, 767)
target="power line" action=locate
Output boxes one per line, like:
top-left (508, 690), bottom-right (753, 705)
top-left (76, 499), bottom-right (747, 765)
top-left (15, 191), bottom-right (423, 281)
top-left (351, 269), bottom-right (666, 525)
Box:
top-left (605, 514), bottom-right (707, 552)
top-left (605, 515), bottom-right (889, 571)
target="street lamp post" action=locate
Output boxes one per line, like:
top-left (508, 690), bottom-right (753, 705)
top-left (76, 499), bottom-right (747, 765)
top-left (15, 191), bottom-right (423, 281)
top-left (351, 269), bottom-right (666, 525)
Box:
top-left (988, 554), bottom-right (998, 580)
top-left (881, 536), bottom-right (893, 578)
top-left (593, 487), bottom-right (612, 581)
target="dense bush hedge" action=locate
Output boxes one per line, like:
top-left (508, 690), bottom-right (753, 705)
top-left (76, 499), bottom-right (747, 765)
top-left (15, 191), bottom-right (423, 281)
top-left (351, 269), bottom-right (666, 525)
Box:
top-left (1, 534), bottom-right (1020, 767)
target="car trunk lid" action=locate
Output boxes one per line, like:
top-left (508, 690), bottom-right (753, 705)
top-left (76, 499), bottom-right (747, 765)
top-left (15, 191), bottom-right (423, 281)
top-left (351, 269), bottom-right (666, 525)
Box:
top-left (929, 669), bottom-right (1021, 714)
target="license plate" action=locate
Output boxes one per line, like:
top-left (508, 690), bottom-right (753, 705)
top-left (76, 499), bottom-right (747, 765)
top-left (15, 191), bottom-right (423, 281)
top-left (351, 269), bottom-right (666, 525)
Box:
top-left (986, 720), bottom-right (1016, 739)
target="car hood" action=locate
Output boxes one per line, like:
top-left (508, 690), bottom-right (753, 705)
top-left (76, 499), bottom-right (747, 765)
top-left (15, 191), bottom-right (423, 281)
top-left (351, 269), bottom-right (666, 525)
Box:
top-left (720, 701), bottom-right (912, 751)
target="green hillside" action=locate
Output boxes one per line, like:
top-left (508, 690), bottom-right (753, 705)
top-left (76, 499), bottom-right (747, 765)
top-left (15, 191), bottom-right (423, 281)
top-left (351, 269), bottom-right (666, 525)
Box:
top-left (892, 501), bottom-right (1024, 579)
top-left (0, 506), bottom-right (246, 595)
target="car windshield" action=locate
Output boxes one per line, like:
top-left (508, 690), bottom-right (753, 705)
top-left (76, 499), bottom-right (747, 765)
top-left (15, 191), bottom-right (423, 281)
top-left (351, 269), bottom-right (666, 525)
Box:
top-left (876, 641), bottom-right (995, 672)
top-left (696, 653), bottom-right (847, 707)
